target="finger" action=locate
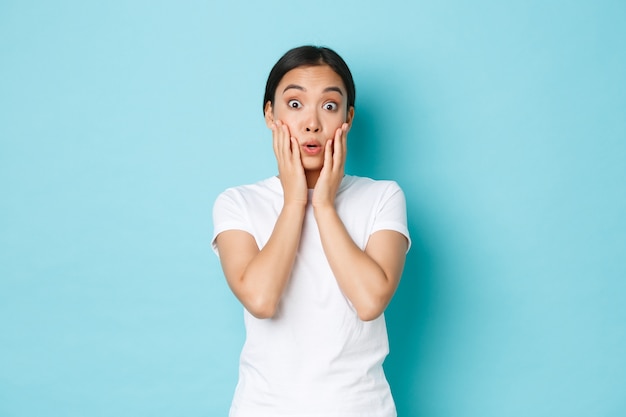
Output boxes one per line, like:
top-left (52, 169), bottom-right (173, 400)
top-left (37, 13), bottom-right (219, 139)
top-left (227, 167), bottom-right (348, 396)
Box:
top-left (333, 127), bottom-right (344, 171)
top-left (323, 138), bottom-right (334, 173)
top-left (290, 136), bottom-right (302, 164)
top-left (340, 123), bottom-right (349, 165)
top-left (275, 120), bottom-right (284, 159)
top-left (280, 122), bottom-right (292, 157)
top-left (271, 121), bottom-right (280, 160)
top-left (275, 120), bottom-right (290, 163)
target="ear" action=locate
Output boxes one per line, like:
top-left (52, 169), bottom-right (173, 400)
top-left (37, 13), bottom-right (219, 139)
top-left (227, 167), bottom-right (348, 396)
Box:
top-left (264, 101), bottom-right (274, 129)
top-left (345, 106), bottom-right (355, 131)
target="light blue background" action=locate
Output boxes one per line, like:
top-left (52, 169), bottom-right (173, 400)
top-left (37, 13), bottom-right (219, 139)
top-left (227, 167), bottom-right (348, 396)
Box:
top-left (1, 1), bottom-right (625, 416)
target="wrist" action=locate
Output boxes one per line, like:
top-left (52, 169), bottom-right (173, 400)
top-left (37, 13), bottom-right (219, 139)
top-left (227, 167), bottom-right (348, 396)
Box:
top-left (312, 203), bottom-right (336, 218)
top-left (283, 199), bottom-right (307, 211)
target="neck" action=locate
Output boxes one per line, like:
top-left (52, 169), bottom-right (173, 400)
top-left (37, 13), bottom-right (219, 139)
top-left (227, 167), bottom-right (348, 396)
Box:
top-left (305, 170), bottom-right (320, 189)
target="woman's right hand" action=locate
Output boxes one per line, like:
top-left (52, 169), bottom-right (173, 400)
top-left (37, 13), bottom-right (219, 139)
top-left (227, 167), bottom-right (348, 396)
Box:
top-left (272, 120), bottom-right (308, 205)
top-left (217, 120), bottom-right (307, 319)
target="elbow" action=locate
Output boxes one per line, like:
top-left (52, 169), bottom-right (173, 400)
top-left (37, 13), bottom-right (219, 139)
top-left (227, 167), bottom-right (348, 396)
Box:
top-left (355, 301), bottom-right (386, 322)
top-left (245, 295), bottom-right (279, 319)
top-left (354, 288), bottom-right (396, 321)
top-left (248, 306), bottom-right (277, 320)
top-left (357, 309), bottom-right (384, 322)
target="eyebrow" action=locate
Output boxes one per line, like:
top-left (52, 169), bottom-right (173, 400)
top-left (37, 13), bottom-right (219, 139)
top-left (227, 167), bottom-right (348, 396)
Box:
top-left (282, 84), bottom-right (344, 96)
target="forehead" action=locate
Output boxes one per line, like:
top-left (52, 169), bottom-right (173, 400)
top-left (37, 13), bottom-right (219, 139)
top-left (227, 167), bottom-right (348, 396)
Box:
top-left (277, 65), bottom-right (346, 93)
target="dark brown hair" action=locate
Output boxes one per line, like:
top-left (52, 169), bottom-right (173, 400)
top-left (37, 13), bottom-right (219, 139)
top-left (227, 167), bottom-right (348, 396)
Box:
top-left (263, 45), bottom-right (356, 114)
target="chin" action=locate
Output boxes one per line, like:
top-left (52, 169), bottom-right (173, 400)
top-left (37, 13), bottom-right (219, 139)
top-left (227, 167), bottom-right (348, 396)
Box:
top-left (303, 165), bottom-right (323, 175)
top-left (302, 159), bottom-right (323, 170)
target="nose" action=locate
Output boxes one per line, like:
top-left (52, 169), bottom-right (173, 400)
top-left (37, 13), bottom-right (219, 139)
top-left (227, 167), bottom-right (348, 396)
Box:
top-left (304, 109), bottom-right (321, 133)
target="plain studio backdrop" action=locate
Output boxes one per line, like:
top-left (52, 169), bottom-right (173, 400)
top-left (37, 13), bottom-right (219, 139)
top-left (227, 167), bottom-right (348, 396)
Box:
top-left (1, 1), bottom-right (625, 416)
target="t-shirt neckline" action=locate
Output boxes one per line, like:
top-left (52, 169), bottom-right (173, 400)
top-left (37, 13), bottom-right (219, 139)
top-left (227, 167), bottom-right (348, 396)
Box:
top-left (268, 175), bottom-right (354, 194)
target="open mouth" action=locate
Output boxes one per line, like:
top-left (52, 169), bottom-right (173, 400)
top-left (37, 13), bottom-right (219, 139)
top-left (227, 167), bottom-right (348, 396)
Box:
top-left (302, 141), bottom-right (323, 155)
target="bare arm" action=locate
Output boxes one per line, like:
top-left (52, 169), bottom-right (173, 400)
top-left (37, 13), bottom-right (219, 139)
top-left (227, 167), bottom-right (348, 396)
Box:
top-left (215, 120), bottom-right (307, 319)
top-left (314, 208), bottom-right (408, 321)
top-left (215, 202), bottom-right (305, 319)
top-left (313, 124), bottom-right (408, 321)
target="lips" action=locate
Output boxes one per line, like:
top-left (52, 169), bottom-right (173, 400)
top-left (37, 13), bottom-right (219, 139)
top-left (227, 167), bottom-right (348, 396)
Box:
top-left (301, 140), bottom-right (323, 156)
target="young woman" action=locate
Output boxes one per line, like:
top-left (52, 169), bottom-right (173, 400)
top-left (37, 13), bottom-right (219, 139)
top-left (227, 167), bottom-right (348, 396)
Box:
top-left (212, 45), bottom-right (410, 417)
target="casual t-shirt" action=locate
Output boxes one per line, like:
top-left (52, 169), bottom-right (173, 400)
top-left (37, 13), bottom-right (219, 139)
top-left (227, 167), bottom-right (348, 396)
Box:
top-left (212, 175), bottom-right (410, 417)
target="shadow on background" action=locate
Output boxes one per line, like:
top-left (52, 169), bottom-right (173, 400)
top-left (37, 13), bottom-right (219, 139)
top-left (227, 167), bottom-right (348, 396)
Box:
top-left (385, 222), bottom-right (437, 417)
top-left (347, 67), bottom-right (437, 416)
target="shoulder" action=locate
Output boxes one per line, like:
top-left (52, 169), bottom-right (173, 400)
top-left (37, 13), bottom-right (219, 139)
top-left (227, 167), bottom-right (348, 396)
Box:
top-left (214, 176), bottom-right (282, 205)
top-left (338, 175), bottom-right (410, 249)
top-left (340, 175), bottom-right (405, 199)
top-left (212, 177), bottom-right (282, 251)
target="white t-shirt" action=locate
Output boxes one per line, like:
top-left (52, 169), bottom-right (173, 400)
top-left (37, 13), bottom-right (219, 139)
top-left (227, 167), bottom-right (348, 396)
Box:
top-left (212, 175), bottom-right (410, 417)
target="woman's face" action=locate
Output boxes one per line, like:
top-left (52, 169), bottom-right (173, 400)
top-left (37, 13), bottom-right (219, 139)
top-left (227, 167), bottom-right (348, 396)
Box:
top-left (265, 65), bottom-right (354, 171)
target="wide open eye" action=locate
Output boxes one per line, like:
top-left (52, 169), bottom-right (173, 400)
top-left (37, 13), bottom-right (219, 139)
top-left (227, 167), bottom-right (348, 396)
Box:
top-left (288, 99), bottom-right (302, 109)
top-left (323, 102), bottom-right (338, 111)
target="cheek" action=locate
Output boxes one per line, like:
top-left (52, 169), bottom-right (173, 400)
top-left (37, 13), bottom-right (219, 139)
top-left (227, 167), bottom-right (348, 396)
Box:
top-left (275, 105), bottom-right (293, 120)
top-left (272, 109), bottom-right (296, 129)
top-left (325, 113), bottom-right (346, 130)
top-left (279, 118), bottom-right (298, 137)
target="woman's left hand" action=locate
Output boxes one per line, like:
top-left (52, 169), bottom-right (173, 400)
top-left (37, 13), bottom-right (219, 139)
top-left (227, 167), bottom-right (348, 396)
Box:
top-left (312, 123), bottom-right (349, 209)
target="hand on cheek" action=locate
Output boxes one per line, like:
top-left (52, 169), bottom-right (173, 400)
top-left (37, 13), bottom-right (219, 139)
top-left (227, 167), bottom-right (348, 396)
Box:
top-left (312, 123), bottom-right (349, 209)
top-left (271, 120), bottom-right (308, 205)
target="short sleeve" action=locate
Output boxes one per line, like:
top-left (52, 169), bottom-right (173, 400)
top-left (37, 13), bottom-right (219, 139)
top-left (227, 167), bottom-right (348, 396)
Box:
top-left (211, 189), bottom-right (253, 256)
top-left (371, 182), bottom-right (411, 252)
